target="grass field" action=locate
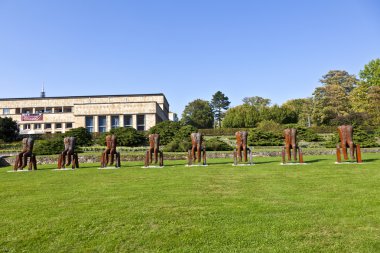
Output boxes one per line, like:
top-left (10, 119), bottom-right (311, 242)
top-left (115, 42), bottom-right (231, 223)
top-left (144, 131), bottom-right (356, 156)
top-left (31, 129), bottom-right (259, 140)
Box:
top-left (1, 154), bottom-right (380, 252)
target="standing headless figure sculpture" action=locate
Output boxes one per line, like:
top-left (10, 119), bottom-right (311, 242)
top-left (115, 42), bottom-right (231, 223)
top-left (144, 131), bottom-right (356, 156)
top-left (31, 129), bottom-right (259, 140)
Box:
top-left (233, 131), bottom-right (253, 165)
top-left (282, 128), bottom-right (304, 164)
top-left (145, 134), bottom-right (163, 167)
top-left (336, 125), bottom-right (362, 163)
top-left (188, 132), bottom-right (206, 165)
top-left (100, 134), bottom-right (120, 168)
top-left (58, 137), bottom-right (79, 169)
top-left (14, 137), bottom-right (37, 171)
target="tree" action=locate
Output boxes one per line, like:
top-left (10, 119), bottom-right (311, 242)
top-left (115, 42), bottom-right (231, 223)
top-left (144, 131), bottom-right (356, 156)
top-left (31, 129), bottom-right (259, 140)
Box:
top-left (312, 70), bottom-right (358, 125)
top-left (0, 117), bottom-right (19, 142)
top-left (242, 96), bottom-right (271, 109)
top-left (181, 99), bottom-right (214, 129)
top-left (65, 127), bottom-right (92, 146)
top-left (359, 58), bottom-right (380, 87)
top-left (148, 120), bottom-right (182, 145)
top-left (222, 105), bottom-right (260, 128)
top-left (210, 91), bottom-right (230, 128)
top-left (109, 127), bottom-right (146, 146)
top-left (282, 98), bottom-right (313, 126)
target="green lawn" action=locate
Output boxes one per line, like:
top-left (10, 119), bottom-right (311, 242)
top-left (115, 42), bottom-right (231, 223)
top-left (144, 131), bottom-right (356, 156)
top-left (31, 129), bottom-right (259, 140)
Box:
top-left (1, 154), bottom-right (379, 252)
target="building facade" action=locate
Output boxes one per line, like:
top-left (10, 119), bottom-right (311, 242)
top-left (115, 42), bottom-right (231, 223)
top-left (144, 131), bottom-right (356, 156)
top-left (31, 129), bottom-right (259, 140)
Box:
top-left (0, 93), bottom-right (169, 134)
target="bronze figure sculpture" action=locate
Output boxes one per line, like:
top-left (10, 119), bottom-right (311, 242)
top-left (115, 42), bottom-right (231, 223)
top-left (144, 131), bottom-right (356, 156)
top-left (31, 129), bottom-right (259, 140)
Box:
top-left (144, 134), bottom-right (163, 167)
top-left (100, 134), bottom-right (121, 168)
top-left (233, 131), bottom-right (253, 165)
top-left (281, 128), bottom-right (304, 164)
top-left (336, 125), bottom-right (362, 163)
top-left (188, 132), bottom-right (206, 165)
top-left (57, 137), bottom-right (79, 169)
top-left (14, 137), bottom-right (37, 171)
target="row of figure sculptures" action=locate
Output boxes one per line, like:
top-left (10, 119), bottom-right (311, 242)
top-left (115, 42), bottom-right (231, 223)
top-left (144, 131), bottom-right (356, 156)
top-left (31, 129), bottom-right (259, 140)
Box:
top-left (12, 124), bottom-right (362, 171)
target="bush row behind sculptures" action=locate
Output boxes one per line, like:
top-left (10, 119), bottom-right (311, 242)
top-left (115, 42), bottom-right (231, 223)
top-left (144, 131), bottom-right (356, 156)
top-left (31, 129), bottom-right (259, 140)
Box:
top-left (57, 137), bottom-right (79, 169)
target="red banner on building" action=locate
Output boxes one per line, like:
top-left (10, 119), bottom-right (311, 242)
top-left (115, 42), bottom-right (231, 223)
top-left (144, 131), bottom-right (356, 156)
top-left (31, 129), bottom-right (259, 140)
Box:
top-left (21, 113), bottom-right (43, 121)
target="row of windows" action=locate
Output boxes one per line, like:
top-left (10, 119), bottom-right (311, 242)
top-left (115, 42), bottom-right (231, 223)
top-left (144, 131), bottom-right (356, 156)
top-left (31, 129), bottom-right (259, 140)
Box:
top-left (21, 122), bottom-right (73, 130)
top-left (85, 115), bottom-right (145, 132)
top-left (2, 107), bottom-right (73, 115)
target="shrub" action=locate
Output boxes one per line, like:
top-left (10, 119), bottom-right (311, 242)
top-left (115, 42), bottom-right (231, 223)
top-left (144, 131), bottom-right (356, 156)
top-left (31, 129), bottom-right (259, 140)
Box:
top-left (110, 127), bottom-right (146, 146)
top-left (34, 134), bottom-right (65, 155)
top-left (148, 121), bottom-right (182, 145)
top-left (205, 137), bottom-right (233, 151)
top-left (248, 129), bottom-right (283, 146)
top-left (64, 127), bottom-right (93, 146)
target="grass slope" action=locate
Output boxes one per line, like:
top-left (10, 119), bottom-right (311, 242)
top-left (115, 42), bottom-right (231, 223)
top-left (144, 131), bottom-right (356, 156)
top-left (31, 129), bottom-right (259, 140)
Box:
top-left (1, 154), bottom-right (380, 252)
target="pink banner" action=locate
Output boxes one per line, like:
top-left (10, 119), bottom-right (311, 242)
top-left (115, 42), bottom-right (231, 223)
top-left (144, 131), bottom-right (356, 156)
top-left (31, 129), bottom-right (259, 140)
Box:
top-left (21, 113), bottom-right (43, 121)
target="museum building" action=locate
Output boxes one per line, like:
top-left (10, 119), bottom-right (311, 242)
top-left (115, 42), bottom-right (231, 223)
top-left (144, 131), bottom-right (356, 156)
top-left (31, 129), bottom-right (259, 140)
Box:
top-left (0, 93), bottom-right (170, 134)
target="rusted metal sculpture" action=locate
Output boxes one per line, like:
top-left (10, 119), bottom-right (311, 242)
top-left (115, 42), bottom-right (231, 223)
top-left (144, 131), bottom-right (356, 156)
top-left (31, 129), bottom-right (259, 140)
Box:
top-left (336, 125), bottom-right (362, 163)
top-left (100, 134), bottom-right (120, 168)
top-left (57, 137), bottom-right (79, 169)
top-left (14, 137), bottom-right (37, 171)
top-left (144, 134), bottom-right (163, 167)
top-left (233, 131), bottom-right (253, 165)
top-left (281, 128), bottom-right (304, 164)
top-left (187, 132), bottom-right (206, 165)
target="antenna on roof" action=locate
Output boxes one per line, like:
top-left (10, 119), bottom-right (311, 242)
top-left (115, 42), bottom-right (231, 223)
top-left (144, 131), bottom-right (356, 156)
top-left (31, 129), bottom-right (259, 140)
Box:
top-left (41, 82), bottom-right (46, 98)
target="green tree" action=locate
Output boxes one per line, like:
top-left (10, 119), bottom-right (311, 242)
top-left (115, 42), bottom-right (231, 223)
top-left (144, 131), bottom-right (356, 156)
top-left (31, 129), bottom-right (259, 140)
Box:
top-left (64, 127), bottom-right (93, 146)
top-left (181, 99), bottom-right (214, 129)
top-left (282, 98), bottom-right (313, 126)
top-left (148, 120), bottom-right (182, 145)
top-left (109, 127), bottom-right (146, 146)
top-left (222, 105), bottom-right (260, 128)
top-left (359, 58), bottom-right (380, 87)
top-left (210, 91), bottom-right (230, 128)
top-left (242, 96), bottom-right (271, 109)
top-left (0, 117), bottom-right (19, 142)
top-left (312, 70), bottom-right (358, 125)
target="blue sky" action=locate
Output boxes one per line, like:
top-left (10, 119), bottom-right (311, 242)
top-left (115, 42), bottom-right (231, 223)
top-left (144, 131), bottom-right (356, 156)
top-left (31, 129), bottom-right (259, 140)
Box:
top-left (0, 0), bottom-right (379, 116)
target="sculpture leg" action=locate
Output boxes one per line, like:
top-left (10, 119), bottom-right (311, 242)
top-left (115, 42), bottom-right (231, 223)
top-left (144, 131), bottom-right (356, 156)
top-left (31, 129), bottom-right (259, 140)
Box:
top-left (293, 145), bottom-right (297, 161)
top-left (154, 148), bottom-right (159, 164)
top-left (188, 150), bottom-right (192, 165)
top-left (298, 148), bottom-right (304, 164)
top-left (233, 149), bottom-right (237, 165)
top-left (28, 156), bottom-right (32, 170)
top-left (203, 147), bottom-right (206, 165)
top-left (101, 153), bottom-right (105, 168)
top-left (62, 153), bottom-right (67, 168)
top-left (342, 143), bottom-right (348, 160)
top-left (336, 144), bottom-right (341, 163)
top-left (145, 150), bottom-right (149, 167)
top-left (238, 146), bottom-right (242, 162)
top-left (243, 146), bottom-right (247, 162)
top-left (22, 152), bottom-right (31, 169)
top-left (58, 154), bottom-right (62, 169)
top-left (356, 144), bottom-right (362, 163)
top-left (110, 150), bottom-right (115, 165)
top-left (14, 153), bottom-right (22, 171)
top-left (197, 146), bottom-right (201, 164)
top-left (32, 155), bottom-right (37, 170)
top-left (159, 151), bottom-right (164, 167)
top-left (149, 149), bottom-right (153, 164)
top-left (191, 146), bottom-right (196, 162)
top-left (66, 152), bottom-right (72, 166)
top-left (282, 147), bottom-right (286, 164)
top-left (115, 152), bottom-right (120, 168)
top-left (348, 141), bottom-right (355, 160)
top-left (286, 144), bottom-right (291, 161)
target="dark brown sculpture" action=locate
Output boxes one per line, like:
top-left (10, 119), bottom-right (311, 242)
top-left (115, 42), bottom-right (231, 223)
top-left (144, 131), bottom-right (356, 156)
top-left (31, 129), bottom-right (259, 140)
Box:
top-left (336, 125), bottom-right (362, 163)
top-left (145, 134), bottom-right (163, 167)
top-left (14, 137), bottom-right (37, 171)
top-left (233, 131), bottom-right (252, 165)
top-left (281, 128), bottom-right (304, 164)
top-left (188, 132), bottom-right (206, 165)
top-left (57, 137), bottom-right (79, 169)
top-left (100, 135), bottom-right (120, 168)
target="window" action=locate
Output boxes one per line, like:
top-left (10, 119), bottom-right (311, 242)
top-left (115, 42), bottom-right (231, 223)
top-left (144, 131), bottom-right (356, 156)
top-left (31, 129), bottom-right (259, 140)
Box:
top-left (45, 107), bottom-right (52, 113)
top-left (22, 108), bottom-right (32, 114)
top-left (54, 107), bottom-right (63, 113)
top-left (56, 123), bottom-right (62, 129)
top-left (137, 114), bottom-right (145, 131)
top-left (2, 108), bottom-right (10, 115)
top-left (66, 123), bottom-right (73, 129)
top-left (34, 124), bottom-right (41, 129)
top-left (98, 116), bottom-right (107, 133)
top-left (63, 107), bottom-right (72, 113)
top-left (85, 116), bottom-right (94, 133)
top-left (24, 124), bottom-right (31, 130)
top-left (111, 116), bottom-right (119, 129)
top-left (124, 115), bottom-right (132, 128)
top-left (35, 107), bottom-right (44, 113)
top-left (45, 123), bottom-right (52, 129)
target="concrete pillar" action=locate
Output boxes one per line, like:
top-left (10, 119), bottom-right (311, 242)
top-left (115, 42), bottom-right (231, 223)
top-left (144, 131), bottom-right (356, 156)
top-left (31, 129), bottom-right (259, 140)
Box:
top-left (132, 115), bottom-right (137, 130)
top-left (94, 116), bottom-right (99, 133)
top-left (119, 115), bottom-right (124, 128)
top-left (106, 115), bottom-right (111, 132)
top-left (62, 123), bottom-right (66, 133)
